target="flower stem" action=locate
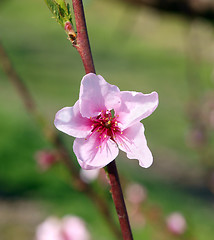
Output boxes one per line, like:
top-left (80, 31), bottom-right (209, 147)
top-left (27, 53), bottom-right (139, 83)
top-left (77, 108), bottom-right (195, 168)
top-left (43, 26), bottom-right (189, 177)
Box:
top-left (107, 160), bottom-right (134, 240)
top-left (71, 1), bottom-right (134, 239)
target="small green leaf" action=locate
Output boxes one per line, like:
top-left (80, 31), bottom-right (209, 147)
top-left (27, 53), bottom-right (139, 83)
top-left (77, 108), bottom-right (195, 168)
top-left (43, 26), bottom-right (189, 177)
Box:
top-left (44, 0), bottom-right (72, 27)
top-left (67, 3), bottom-right (72, 22)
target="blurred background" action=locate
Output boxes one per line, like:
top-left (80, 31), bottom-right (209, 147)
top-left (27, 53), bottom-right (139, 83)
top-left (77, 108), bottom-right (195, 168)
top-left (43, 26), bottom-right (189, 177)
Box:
top-left (0, 0), bottom-right (214, 239)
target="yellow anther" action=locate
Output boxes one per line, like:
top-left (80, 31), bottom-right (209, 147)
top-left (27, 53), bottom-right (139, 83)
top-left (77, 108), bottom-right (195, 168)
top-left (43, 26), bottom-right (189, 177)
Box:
top-left (121, 132), bottom-right (123, 134)
top-left (107, 120), bottom-right (111, 125)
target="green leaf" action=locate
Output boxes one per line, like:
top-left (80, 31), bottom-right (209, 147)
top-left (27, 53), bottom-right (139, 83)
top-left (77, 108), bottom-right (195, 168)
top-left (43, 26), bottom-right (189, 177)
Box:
top-left (67, 3), bottom-right (72, 22)
top-left (44, 0), bottom-right (72, 27)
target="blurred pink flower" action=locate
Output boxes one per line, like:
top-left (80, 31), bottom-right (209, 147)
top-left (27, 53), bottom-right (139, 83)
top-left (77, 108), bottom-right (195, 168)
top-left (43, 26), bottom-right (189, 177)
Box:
top-left (35, 216), bottom-right (90, 240)
top-left (125, 183), bottom-right (147, 205)
top-left (80, 169), bottom-right (100, 183)
top-left (35, 217), bottom-right (62, 240)
top-left (54, 73), bottom-right (158, 170)
top-left (35, 150), bottom-right (58, 171)
top-left (166, 212), bottom-right (187, 235)
top-left (61, 216), bottom-right (90, 240)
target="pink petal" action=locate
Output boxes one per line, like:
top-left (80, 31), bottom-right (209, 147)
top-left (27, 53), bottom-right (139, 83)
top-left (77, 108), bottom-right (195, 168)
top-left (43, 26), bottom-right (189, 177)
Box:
top-left (116, 91), bottom-right (158, 129)
top-left (79, 73), bottom-right (121, 118)
top-left (54, 101), bottom-right (92, 138)
top-left (73, 133), bottom-right (119, 170)
top-left (115, 123), bottom-right (153, 168)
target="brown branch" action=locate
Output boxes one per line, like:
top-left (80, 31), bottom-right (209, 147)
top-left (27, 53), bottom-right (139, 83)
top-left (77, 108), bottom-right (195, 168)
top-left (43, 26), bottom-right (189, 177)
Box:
top-left (107, 161), bottom-right (134, 240)
top-left (71, 1), bottom-right (133, 239)
top-left (0, 41), bottom-right (36, 114)
top-left (72, 0), bottom-right (95, 74)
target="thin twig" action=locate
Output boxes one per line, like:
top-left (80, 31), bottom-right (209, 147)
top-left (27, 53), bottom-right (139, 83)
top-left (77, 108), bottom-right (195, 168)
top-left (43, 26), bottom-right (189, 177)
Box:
top-left (72, 0), bottom-right (95, 74)
top-left (0, 40), bottom-right (120, 239)
top-left (0, 41), bottom-right (35, 113)
top-left (107, 161), bottom-right (133, 240)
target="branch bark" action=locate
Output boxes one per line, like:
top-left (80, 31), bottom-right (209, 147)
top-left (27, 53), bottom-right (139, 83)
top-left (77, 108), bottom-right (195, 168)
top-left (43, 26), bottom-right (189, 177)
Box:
top-left (72, 0), bottom-right (95, 74)
top-left (107, 161), bottom-right (134, 240)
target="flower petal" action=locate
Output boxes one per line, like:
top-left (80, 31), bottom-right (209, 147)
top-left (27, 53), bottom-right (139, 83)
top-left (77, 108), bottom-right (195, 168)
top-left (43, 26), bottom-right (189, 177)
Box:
top-left (79, 73), bottom-right (121, 118)
top-left (116, 91), bottom-right (158, 129)
top-left (73, 133), bottom-right (119, 170)
top-left (54, 101), bottom-right (92, 138)
top-left (115, 122), bottom-right (153, 168)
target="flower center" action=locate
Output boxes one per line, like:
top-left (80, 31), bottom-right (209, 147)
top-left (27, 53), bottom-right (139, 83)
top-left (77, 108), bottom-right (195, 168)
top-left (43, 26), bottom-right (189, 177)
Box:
top-left (90, 109), bottom-right (122, 141)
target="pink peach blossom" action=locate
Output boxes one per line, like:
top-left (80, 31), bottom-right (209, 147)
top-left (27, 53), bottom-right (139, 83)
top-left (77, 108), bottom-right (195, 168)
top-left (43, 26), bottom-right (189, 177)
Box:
top-left (166, 212), bottom-right (187, 235)
top-left (54, 73), bottom-right (158, 170)
top-left (35, 216), bottom-right (90, 240)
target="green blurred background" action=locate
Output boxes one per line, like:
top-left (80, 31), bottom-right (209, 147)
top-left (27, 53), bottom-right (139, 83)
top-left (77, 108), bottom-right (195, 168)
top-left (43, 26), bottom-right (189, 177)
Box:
top-left (0, 0), bottom-right (214, 239)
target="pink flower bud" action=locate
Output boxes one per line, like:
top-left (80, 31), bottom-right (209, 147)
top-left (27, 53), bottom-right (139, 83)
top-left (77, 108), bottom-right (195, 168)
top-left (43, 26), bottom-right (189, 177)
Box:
top-left (35, 150), bottom-right (58, 171)
top-left (64, 21), bottom-right (76, 42)
top-left (166, 212), bottom-right (187, 235)
top-left (64, 21), bottom-right (73, 32)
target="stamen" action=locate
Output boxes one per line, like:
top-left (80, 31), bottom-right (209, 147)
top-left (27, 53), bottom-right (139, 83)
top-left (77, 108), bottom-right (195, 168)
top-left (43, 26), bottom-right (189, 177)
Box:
top-left (90, 109), bottom-right (121, 141)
